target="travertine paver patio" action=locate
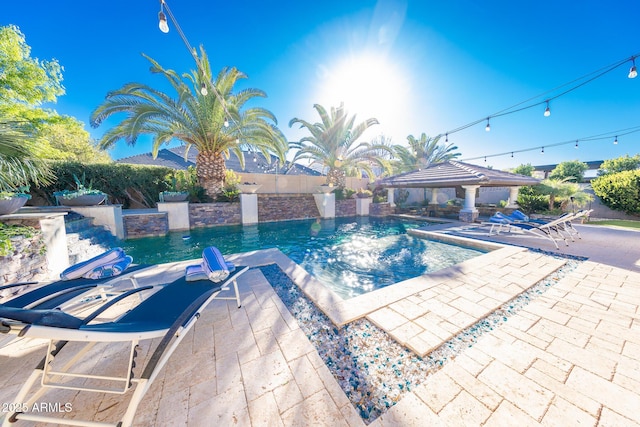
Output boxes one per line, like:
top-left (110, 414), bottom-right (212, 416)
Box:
top-left (1, 240), bottom-right (639, 426)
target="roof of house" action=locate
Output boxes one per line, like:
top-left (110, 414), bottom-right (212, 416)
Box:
top-left (379, 160), bottom-right (541, 188)
top-left (116, 146), bottom-right (322, 176)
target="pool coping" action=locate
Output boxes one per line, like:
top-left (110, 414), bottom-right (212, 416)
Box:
top-left (227, 234), bottom-right (527, 327)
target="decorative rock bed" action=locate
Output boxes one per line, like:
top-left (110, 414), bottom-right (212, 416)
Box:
top-left (259, 253), bottom-right (581, 423)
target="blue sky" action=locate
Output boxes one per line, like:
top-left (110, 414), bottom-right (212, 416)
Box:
top-left (3, 1), bottom-right (639, 171)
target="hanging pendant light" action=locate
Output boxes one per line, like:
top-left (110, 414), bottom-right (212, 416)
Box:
top-left (485, 118), bottom-right (490, 132)
top-left (614, 136), bottom-right (618, 145)
top-left (158, 2), bottom-right (169, 33)
top-left (200, 82), bottom-right (208, 96)
top-left (629, 58), bottom-right (638, 79)
top-left (544, 101), bottom-right (551, 117)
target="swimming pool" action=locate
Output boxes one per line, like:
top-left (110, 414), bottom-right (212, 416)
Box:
top-left (121, 216), bottom-right (487, 299)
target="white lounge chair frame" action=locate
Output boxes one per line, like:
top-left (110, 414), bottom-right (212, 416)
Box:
top-left (1, 266), bottom-right (248, 427)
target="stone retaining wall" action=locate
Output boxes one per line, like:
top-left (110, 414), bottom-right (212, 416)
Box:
top-left (258, 194), bottom-right (320, 222)
top-left (370, 202), bottom-right (392, 217)
top-left (336, 199), bottom-right (356, 217)
top-left (123, 212), bottom-right (169, 238)
top-left (0, 235), bottom-right (48, 287)
top-left (190, 203), bottom-right (241, 228)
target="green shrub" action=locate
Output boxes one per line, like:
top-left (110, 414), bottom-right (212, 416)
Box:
top-left (34, 161), bottom-right (175, 208)
top-left (0, 223), bottom-right (44, 257)
top-left (591, 170), bottom-right (640, 214)
top-left (516, 186), bottom-right (548, 213)
top-left (334, 188), bottom-right (356, 200)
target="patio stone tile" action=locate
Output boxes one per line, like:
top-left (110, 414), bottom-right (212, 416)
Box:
top-left (276, 327), bottom-right (314, 362)
top-left (389, 320), bottom-right (424, 345)
top-left (528, 318), bottom-right (591, 348)
top-left (566, 366), bottom-right (640, 423)
top-left (280, 389), bottom-right (349, 427)
top-left (248, 391), bottom-right (285, 427)
top-left (449, 296), bottom-right (491, 318)
top-left (598, 407), bottom-right (640, 427)
top-left (523, 366), bottom-right (600, 417)
top-left (388, 298), bottom-right (428, 319)
top-left (540, 396), bottom-right (597, 427)
top-left (546, 337), bottom-right (616, 380)
top-left (438, 390), bottom-right (492, 426)
top-left (253, 327), bottom-right (279, 356)
top-left (372, 392), bottom-right (443, 427)
top-left (443, 364), bottom-right (502, 410)
top-left (272, 377), bottom-right (305, 413)
top-left (215, 353), bottom-right (242, 396)
top-left (478, 360), bottom-right (554, 421)
top-left (412, 369), bottom-right (461, 412)
top-left (241, 350), bottom-right (294, 402)
top-left (528, 358), bottom-right (570, 383)
top-left (367, 307), bottom-right (409, 331)
top-left (189, 378), bottom-right (217, 407)
top-left (188, 382), bottom-right (249, 426)
top-left (288, 354), bottom-right (326, 399)
top-left (483, 400), bottom-right (539, 427)
top-left (612, 371), bottom-right (640, 395)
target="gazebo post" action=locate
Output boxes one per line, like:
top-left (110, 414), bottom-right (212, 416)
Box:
top-left (459, 185), bottom-right (480, 222)
top-left (507, 186), bottom-right (520, 208)
top-left (429, 188), bottom-right (439, 205)
top-left (387, 188), bottom-right (395, 207)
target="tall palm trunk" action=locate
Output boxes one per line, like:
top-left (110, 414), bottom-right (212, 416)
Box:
top-left (196, 150), bottom-right (226, 196)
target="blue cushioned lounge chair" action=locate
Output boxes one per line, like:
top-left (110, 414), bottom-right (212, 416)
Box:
top-left (0, 250), bottom-right (248, 427)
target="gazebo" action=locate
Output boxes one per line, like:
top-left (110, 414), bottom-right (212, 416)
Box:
top-left (379, 161), bottom-right (540, 222)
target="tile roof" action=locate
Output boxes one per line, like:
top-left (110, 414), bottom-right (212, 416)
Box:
top-left (379, 160), bottom-right (540, 187)
top-left (116, 147), bottom-right (322, 176)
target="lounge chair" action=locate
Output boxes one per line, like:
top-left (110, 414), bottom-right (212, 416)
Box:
top-left (0, 249), bottom-right (249, 427)
top-left (500, 216), bottom-right (572, 249)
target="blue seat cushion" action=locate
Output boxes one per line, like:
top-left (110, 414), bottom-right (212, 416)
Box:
top-left (83, 255), bottom-right (133, 280)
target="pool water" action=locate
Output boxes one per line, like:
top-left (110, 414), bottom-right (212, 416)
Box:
top-left (121, 216), bottom-right (486, 299)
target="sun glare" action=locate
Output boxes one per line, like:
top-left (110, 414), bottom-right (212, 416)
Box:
top-left (317, 53), bottom-right (412, 142)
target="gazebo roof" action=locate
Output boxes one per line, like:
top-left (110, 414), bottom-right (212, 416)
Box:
top-left (379, 161), bottom-right (540, 188)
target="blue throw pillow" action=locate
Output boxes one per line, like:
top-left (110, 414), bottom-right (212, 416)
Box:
top-left (60, 248), bottom-right (126, 281)
top-left (83, 255), bottom-right (133, 280)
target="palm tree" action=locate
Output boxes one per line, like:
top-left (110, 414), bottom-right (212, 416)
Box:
top-left (0, 118), bottom-right (52, 191)
top-left (90, 48), bottom-right (288, 196)
top-left (289, 103), bottom-right (391, 188)
top-left (538, 178), bottom-right (593, 211)
top-left (392, 133), bottom-right (460, 173)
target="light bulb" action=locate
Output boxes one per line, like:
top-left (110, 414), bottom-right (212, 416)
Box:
top-left (200, 83), bottom-right (208, 96)
top-left (485, 119), bottom-right (490, 132)
top-left (224, 119), bottom-right (229, 128)
top-left (629, 63), bottom-right (638, 79)
top-left (575, 140), bottom-right (579, 149)
top-left (614, 136), bottom-right (618, 145)
top-left (158, 11), bottom-right (169, 33)
top-left (544, 102), bottom-right (551, 117)
top-left (541, 147), bottom-right (545, 154)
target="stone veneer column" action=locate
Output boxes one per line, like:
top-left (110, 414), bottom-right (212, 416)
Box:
top-left (459, 185), bottom-right (480, 222)
top-left (157, 201), bottom-right (190, 230)
top-left (240, 194), bottom-right (259, 224)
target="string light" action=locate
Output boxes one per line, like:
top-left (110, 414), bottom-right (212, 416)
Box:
top-left (156, 0), bottom-right (239, 139)
top-left (200, 82), bottom-right (208, 96)
top-left (485, 119), bottom-right (490, 132)
top-left (158, 1), bottom-right (169, 33)
top-left (544, 101), bottom-right (551, 117)
top-left (460, 124), bottom-right (640, 163)
top-left (224, 119), bottom-right (230, 128)
top-left (436, 52), bottom-right (639, 139)
top-left (629, 57), bottom-right (638, 79)
top-left (445, 133), bottom-right (448, 142)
